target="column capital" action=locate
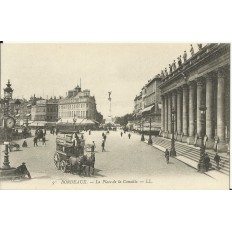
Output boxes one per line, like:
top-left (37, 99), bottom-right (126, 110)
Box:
top-left (196, 78), bottom-right (204, 86)
top-left (217, 67), bottom-right (226, 79)
top-left (189, 81), bottom-right (196, 89)
top-left (177, 87), bottom-right (182, 94)
top-left (172, 90), bottom-right (177, 96)
top-left (182, 84), bottom-right (188, 91)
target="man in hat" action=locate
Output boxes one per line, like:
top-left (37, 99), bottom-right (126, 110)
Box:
top-left (16, 162), bottom-right (31, 179)
top-left (214, 153), bottom-right (221, 169)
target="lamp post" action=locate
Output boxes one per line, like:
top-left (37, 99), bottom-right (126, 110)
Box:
top-left (170, 107), bottom-right (176, 157)
top-left (0, 80), bottom-right (17, 178)
top-left (141, 118), bottom-right (145, 141)
top-left (148, 117), bottom-right (152, 145)
top-left (197, 105), bottom-right (207, 172)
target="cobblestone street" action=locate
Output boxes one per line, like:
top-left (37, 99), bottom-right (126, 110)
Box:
top-left (0, 130), bottom-right (228, 189)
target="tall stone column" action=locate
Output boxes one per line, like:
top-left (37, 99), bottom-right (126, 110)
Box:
top-left (161, 96), bottom-right (164, 131)
top-left (196, 79), bottom-right (204, 137)
top-left (217, 68), bottom-right (226, 142)
top-left (182, 85), bottom-right (188, 139)
top-left (165, 95), bottom-right (168, 133)
top-left (205, 75), bottom-right (214, 141)
top-left (188, 82), bottom-right (195, 144)
top-left (177, 88), bottom-right (182, 134)
top-left (168, 93), bottom-right (172, 136)
top-left (172, 91), bottom-right (177, 133)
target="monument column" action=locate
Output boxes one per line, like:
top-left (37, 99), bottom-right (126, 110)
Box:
top-left (182, 85), bottom-right (188, 141)
top-left (176, 88), bottom-right (182, 135)
top-left (188, 82), bottom-right (196, 144)
top-left (161, 96), bottom-right (164, 131)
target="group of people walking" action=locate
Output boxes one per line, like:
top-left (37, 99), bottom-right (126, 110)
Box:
top-left (120, 131), bottom-right (131, 139)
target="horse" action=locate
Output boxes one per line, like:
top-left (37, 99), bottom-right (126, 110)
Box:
top-left (68, 153), bottom-right (95, 176)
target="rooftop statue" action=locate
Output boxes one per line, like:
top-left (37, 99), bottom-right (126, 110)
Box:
top-left (183, 51), bottom-right (187, 62)
top-left (165, 68), bottom-right (168, 76)
top-left (190, 44), bottom-right (194, 56)
top-left (169, 64), bottom-right (172, 74)
top-left (172, 60), bottom-right (176, 71)
top-left (197, 43), bottom-right (203, 50)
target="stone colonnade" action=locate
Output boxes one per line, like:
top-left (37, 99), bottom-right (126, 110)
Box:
top-left (161, 67), bottom-right (229, 152)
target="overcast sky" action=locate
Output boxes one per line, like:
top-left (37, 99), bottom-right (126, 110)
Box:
top-left (1, 43), bottom-right (202, 117)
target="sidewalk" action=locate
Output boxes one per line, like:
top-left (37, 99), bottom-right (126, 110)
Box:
top-left (143, 138), bottom-right (228, 181)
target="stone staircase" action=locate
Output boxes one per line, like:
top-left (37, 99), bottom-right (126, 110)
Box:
top-left (151, 137), bottom-right (229, 176)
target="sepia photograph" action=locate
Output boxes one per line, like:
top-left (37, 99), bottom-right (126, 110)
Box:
top-left (0, 43), bottom-right (230, 190)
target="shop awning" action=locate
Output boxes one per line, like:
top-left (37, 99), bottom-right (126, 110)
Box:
top-left (142, 105), bottom-right (154, 113)
top-left (56, 118), bottom-right (96, 126)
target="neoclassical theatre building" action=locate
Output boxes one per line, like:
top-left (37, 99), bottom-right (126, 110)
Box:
top-left (159, 43), bottom-right (230, 152)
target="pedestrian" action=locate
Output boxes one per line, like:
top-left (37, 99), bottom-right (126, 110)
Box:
top-left (89, 130), bottom-right (91, 135)
top-left (102, 132), bottom-right (105, 137)
top-left (104, 134), bottom-right (107, 142)
top-left (204, 153), bottom-right (211, 171)
top-left (214, 153), bottom-right (221, 169)
top-left (22, 139), bottom-right (28, 148)
top-left (121, 132), bottom-right (123, 137)
top-left (42, 135), bottom-right (46, 145)
top-left (33, 136), bottom-right (38, 147)
top-left (128, 133), bottom-right (131, 139)
top-left (44, 128), bottom-right (46, 135)
top-left (102, 139), bottom-right (105, 152)
top-left (165, 149), bottom-right (169, 164)
top-left (16, 162), bottom-right (31, 179)
top-left (91, 141), bottom-right (96, 152)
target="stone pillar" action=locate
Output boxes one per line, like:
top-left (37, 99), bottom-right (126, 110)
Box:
top-left (196, 79), bottom-right (204, 137)
top-left (165, 95), bottom-right (168, 133)
top-left (168, 93), bottom-right (172, 137)
top-left (182, 85), bottom-right (188, 140)
top-left (161, 96), bottom-right (164, 131)
top-left (217, 68), bottom-right (226, 152)
top-left (172, 91), bottom-right (177, 133)
top-left (205, 75), bottom-right (214, 148)
top-left (177, 88), bottom-right (182, 134)
top-left (188, 82), bottom-right (195, 144)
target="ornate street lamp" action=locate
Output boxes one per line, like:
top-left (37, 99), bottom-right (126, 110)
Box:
top-left (170, 107), bottom-right (176, 157)
top-left (0, 80), bottom-right (17, 177)
top-left (197, 104), bottom-right (207, 172)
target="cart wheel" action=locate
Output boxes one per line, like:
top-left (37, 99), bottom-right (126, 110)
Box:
top-left (54, 153), bottom-right (61, 170)
top-left (60, 160), bottom-right (67, 173)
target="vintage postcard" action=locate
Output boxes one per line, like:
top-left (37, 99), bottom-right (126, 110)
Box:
top-left (0, 43), bottom-right (230, 190)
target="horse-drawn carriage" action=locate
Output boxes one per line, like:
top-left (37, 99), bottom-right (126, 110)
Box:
top-left (53, 132), bottom-right (95, 176)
